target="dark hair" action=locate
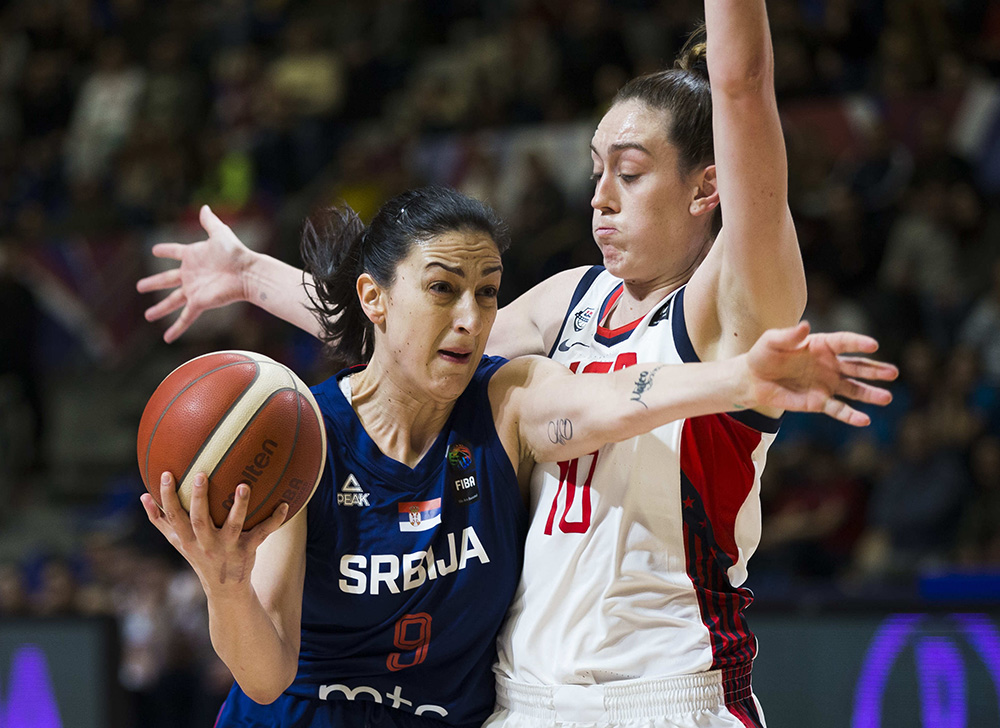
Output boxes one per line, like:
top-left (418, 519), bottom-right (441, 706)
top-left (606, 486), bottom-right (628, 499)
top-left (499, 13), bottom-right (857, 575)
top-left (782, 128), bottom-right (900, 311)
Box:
top-left (301, 186), bottom-right (509, 367)
top-left (613, 28), bottom-right (713, 177)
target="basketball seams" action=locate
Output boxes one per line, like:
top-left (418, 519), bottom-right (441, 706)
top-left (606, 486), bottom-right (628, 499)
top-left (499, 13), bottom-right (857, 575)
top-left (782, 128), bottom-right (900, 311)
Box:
top-left (139, 349), bottom-right (326, 530)
top-left (296, 376), bottom-right (326, 499)
top-left (211, 387), bottom-right (300, 524)
top-left (143, 356), bottom-right (257, 496)
top-left (177, 358), bottom-right (292, 508)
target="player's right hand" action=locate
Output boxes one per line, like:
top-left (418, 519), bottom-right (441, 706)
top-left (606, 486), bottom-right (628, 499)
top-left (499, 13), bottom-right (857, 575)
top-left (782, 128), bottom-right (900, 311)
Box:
top-left (136, 205), bottom-right (255, 343)
top-left (141, 471), bottom-right (289, 594)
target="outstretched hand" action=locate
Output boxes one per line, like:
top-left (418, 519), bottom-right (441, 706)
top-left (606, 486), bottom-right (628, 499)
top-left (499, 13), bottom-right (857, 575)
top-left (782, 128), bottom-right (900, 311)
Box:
top-left (140, 471), bottom-right (288, 594)
top-left (745, 322), bottom-right (898, 426)
top-left (136, 205), bottom-right (254, 343)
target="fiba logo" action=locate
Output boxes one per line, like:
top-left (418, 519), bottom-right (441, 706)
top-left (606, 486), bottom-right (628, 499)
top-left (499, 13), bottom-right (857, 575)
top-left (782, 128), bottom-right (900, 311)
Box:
top-left (852, 613), bottom-right (1000, 726)
top-left (447, 444), bottom-right (473, 470)
top-left (1, 644), bottom-right (63, 726)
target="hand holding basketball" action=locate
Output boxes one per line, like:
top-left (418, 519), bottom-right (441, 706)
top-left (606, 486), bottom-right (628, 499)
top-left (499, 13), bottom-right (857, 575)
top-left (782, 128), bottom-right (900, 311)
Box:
top-left (137, 350), bottom-right (326, 530)
top-left (140, 470), bottom-right (289, 592)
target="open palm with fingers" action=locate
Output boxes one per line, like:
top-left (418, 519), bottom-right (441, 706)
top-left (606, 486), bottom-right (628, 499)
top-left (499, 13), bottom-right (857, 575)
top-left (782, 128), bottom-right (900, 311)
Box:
top-left (136, 205), bottom-right (254, 343)
top-left (746, 322), bottom-right (898, 427)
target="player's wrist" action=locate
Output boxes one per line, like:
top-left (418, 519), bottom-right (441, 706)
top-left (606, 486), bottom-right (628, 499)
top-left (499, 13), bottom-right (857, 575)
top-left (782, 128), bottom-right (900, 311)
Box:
top-left (730, 354), bottom-right (758, 412)
top-left (202, 570), bottom-right (256, 603)
top-left (237, 247), bottom-right (265, 304)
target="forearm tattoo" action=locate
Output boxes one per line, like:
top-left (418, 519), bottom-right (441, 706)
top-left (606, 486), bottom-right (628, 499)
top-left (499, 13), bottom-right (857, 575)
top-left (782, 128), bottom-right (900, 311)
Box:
top-left (547, 418), bottom-right (573, 445)
top-left (630, 366), bottom-right (665, 409)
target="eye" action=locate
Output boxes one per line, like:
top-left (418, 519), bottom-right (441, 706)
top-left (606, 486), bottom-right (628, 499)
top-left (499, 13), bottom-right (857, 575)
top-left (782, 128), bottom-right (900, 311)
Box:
top-left (430, 281), bottom-right (453, 295)
top-left (590, 171), bottom-right (603, 183)
top-left (618, 173), bottom-right (638, 183)
top-left (478, 286), bottom-right (499, 299)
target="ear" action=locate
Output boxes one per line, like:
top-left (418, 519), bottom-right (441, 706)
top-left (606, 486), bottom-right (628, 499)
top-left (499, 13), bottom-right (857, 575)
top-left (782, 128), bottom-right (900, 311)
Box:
top-left (690, 164), bottom-right (720, 217)
top-left (357, 273), bottom-right (386, 326)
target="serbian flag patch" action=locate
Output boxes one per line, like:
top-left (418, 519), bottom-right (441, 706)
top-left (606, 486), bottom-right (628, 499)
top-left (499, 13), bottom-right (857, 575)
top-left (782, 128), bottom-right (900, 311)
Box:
top-left (398, 498), bottom-right (442, 532)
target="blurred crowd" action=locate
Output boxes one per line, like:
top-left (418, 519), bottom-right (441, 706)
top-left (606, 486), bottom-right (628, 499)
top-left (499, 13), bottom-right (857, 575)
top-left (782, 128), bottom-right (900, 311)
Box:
top-left (1, 0), bottom-right (999, 723)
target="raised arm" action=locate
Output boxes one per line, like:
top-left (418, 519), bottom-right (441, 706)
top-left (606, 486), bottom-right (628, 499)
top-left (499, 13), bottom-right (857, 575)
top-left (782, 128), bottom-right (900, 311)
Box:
top-left (685, 0), bottom-right (807, 362)
top-left (491, 324), bottom-right (896, 465)
top-left (140, 472), bottom-right (303, 704)
top-left (139, 205), bottom-right (586, 357)
top-left (137, 206), bottom-right (323, 343)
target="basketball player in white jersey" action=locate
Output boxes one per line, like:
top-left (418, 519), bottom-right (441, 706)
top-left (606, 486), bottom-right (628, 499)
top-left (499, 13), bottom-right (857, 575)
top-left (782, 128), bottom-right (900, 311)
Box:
top-left (139, 2), bottom-right (825, 724)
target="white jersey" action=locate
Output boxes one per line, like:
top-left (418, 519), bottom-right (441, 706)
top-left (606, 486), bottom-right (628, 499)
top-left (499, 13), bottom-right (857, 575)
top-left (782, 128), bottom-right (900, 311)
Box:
top-left (495, 267), bottom-right (780, 689)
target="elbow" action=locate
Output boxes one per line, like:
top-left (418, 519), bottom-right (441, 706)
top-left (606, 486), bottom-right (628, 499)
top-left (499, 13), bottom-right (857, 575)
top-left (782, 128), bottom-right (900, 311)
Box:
top-left (245, 687), bottom-right (284, 707)
top-left (711, 53), bottom-right (773, 99)
top-left (240, 662), bottom-right (297, 705)
top-left (244, 676), bottom-right (293, 706)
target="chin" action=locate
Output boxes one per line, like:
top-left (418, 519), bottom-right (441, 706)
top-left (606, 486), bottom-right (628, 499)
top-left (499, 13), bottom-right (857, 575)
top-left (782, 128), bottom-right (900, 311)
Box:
top-left (431, 367), bottom-right (478, 402)
top-left (600, 250), bottom-right (631, 279)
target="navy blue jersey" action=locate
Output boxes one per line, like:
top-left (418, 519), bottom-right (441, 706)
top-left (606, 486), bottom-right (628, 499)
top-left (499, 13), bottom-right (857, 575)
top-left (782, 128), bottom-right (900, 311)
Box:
top-left (216, 356), bottom-right (527, 728)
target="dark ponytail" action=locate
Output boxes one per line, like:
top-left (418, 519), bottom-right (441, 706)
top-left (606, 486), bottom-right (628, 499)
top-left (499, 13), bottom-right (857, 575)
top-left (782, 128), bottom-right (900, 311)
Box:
top-left (301, 186), bottom-right (509, 368)
top-left (301, 205), bottom-right (373, 368)
top-left (613, 25), bottom-right (713, 177)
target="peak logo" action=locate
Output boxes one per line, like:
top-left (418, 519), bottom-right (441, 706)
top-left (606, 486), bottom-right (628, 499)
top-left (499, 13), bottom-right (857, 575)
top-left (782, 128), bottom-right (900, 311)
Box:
top-left (1, 644), bottom-right (63, 727)
top-left (337, 474), bottom-right (370, 507)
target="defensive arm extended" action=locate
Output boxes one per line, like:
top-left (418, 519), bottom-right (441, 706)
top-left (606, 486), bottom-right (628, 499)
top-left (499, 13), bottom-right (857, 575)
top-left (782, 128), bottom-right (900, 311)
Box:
top-left (139, 205), bottom-right (578, 357)
top-left (137, 206), bottom-right (323, 343)
top-left (492, 324), bottom-right (897, 465)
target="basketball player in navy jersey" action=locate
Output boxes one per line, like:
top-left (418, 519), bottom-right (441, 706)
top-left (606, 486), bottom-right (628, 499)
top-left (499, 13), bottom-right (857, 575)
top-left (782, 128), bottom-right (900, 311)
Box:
top-left (141, 186), bottom-right (894, 728)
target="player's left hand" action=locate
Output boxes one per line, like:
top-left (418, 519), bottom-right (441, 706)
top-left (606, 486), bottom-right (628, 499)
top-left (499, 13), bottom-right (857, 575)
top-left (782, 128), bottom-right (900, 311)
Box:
top-left (743, 322), bottom-right (898, 426)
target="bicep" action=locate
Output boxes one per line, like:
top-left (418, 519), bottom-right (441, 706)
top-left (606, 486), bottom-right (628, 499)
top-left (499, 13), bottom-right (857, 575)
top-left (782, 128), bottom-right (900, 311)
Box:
top-left (487, 266), bottom-right (590, 359)
top-left (494, 356), bottom-right (620, 465)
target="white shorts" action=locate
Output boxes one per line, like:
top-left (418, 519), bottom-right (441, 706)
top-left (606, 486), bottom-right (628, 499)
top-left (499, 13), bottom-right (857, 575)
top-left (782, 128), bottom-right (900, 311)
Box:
top-left (484, 668), bottom-right (767, 728)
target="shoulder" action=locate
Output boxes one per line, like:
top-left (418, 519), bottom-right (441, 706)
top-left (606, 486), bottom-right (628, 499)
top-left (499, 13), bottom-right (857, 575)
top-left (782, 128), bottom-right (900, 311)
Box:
top-left (514, 265), bottom-right (601, 303)
top-left (487, 355), bottom-right (569, 408)
top-left (490, 266), bottom-right (603, 359)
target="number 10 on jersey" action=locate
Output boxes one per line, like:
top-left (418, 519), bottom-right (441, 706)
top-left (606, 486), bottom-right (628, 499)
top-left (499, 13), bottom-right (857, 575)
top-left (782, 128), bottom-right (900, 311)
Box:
top-left (543, 451), bottom-right (599, 535)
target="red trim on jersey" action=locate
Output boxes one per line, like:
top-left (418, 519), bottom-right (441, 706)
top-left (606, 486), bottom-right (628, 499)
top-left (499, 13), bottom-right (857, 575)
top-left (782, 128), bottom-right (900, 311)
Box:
top-left (680, 415), bottom-right (762, 566)
top-left (680, 413), bottom-right (763, 674)
top-left (595, 284), bottom-right (644, 338)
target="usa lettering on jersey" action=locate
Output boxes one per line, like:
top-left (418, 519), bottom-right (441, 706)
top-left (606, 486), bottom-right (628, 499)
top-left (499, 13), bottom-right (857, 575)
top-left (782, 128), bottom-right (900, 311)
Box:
top-left (338, 526), bottom-right (490, 595)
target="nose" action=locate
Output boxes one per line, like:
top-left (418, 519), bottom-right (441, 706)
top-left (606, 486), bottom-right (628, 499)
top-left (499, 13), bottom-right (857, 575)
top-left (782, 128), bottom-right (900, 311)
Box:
top-left (591, 171), bottom-right (618, 213)
top-left (454, 291), bottom-right (484, 336)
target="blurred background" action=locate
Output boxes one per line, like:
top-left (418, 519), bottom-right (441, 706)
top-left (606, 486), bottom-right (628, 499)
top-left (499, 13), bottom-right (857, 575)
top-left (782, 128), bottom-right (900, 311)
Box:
top-left (0, 0), bottom-right (998, 725)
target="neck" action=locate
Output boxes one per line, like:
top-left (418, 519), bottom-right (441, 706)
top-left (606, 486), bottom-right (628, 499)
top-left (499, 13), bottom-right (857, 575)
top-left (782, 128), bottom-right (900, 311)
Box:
top-left (607, 233), bottom-right (712, 329)
top-left (608, 268), bottom-right (692, 329)
top-left (350, 355), bottom-right (454, 468)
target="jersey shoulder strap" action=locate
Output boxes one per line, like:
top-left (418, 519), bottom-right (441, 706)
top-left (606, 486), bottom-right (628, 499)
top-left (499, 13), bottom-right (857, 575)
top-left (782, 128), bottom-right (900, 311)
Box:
top-left (546, 265), bottom-right (605, 358)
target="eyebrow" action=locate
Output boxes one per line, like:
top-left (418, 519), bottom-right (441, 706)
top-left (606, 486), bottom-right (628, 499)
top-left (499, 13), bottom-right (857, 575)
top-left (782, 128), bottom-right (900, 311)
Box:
top-left (426, 262), bottom-right (503, 277)
top-left (590, 141), bottom-right (653, 158)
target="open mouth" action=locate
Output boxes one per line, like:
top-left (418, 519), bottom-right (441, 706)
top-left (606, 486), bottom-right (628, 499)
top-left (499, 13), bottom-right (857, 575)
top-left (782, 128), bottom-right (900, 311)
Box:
top-left (438, 349), bottom-right (472, 364)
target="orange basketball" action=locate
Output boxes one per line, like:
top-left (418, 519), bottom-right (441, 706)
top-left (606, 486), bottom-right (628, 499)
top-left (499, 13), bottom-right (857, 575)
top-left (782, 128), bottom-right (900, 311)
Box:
top-left (137, 350), bottom-right (326, 530)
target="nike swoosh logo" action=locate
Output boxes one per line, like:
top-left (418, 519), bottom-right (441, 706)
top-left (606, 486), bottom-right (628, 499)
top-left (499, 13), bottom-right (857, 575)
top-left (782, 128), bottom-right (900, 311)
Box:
top-left (557, 340), bottom-right (589, 352)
